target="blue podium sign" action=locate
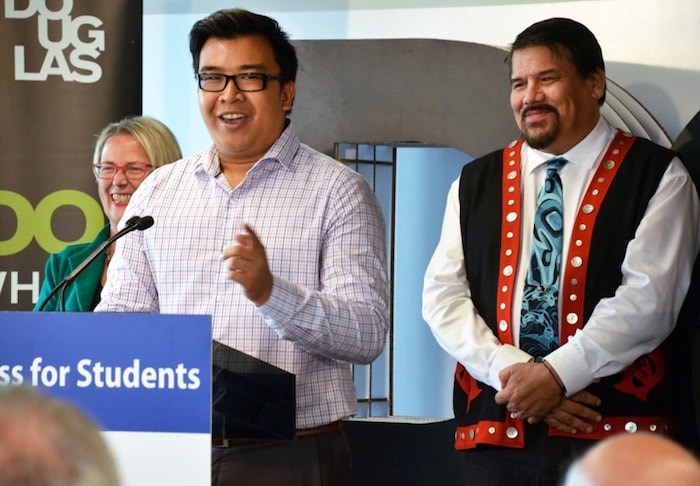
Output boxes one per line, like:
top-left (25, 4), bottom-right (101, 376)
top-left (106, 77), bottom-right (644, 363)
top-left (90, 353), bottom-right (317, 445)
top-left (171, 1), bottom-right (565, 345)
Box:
top-left (0, 311), bottom-right (212, 485)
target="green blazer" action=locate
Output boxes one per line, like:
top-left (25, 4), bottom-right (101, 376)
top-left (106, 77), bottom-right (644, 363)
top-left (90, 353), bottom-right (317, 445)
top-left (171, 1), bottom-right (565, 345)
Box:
top-left (34, 224), bottom-right (110, 312)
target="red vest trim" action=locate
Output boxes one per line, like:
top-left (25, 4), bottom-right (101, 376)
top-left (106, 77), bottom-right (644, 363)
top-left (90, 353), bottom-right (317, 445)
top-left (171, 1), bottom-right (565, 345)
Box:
top-left (548, 416), bottom-right (673, 439)
top-left (560, 131), bottom-right (635, 341)
top-left (456, 416), bottom-right (672, 449)
top-left (495, 139), bottom-right (524, 346)
top-left (455, 416), bottom-right (525, 450)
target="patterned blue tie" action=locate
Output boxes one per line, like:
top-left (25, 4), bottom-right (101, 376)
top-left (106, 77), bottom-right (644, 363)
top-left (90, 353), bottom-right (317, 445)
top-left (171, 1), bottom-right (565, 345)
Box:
top-left (520, 157), bottom-right (567, 358)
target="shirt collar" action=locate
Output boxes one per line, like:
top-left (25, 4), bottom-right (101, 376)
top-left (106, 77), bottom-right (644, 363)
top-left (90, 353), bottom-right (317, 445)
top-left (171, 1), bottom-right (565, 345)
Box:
top-left (195, 120), bottom-right (299, 177)
top-left (259, 121), bottom-right (298, 171)
top-left (524, 116), bottom-right (614, 174)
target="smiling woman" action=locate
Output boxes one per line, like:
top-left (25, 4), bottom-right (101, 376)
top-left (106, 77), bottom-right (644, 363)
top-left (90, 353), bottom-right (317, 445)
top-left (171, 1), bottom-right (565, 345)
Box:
top-left (34, 116), bottom-right (182, 312)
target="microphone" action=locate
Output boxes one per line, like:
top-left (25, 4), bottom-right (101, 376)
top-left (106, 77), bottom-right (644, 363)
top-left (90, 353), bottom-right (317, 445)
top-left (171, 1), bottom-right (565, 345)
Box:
top-left (36, 215), bottom-right (154, 311)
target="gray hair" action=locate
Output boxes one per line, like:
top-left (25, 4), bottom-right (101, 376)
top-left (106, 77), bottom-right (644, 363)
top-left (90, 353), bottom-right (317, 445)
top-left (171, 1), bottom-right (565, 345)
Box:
top-left (561, 460), bottom-right (593, 486)
top-left (0, 386), bottom-right (120, 486)
top-left (92, 115), bottom-right (182, 169)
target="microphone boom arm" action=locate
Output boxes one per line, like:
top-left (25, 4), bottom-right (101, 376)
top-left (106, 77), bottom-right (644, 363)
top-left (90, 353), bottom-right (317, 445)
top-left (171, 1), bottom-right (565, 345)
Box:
top-left (35, 215), bottom-right (153, 311)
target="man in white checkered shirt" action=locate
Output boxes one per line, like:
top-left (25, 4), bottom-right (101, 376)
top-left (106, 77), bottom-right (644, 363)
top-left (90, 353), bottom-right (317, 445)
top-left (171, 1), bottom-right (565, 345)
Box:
top-left (96, 8), bottom-right (388, 485)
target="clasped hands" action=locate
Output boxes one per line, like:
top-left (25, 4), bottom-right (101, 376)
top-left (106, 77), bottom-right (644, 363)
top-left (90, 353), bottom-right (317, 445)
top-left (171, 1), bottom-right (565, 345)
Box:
top-left (495, 361), bottom-right (601, 434)
top-left (221, 224), bottom-right (273, 306)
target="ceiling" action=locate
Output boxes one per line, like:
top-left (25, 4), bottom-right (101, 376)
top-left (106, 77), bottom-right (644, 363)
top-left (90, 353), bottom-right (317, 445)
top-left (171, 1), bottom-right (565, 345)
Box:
top-left (143, 0), bottom-right (572, 15)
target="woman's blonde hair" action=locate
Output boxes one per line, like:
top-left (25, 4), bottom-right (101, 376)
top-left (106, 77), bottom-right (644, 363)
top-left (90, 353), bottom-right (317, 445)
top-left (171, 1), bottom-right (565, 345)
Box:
top-left (92, 115), bottom-right (182, 168)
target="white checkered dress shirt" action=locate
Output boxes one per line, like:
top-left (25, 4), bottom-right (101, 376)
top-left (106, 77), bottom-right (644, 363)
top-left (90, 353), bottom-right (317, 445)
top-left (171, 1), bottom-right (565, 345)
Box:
top-left (96, 124), bottom-right (389, 428)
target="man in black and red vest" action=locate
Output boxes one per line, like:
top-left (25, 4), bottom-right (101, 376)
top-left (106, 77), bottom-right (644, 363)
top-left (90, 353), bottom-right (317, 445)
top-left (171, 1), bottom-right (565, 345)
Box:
top-left (423, 17), bottom-right (700, 485)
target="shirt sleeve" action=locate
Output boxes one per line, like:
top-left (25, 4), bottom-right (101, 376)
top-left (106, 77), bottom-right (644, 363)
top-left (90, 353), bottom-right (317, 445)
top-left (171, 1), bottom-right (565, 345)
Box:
top-left (548, 157), bottom-right (700, 395)
top-left (256, 172), bottom-right (389, 365)
top-left (422, 179), bottom-right (532, 390)
top-left (94, 182), bottom-right (160, 314)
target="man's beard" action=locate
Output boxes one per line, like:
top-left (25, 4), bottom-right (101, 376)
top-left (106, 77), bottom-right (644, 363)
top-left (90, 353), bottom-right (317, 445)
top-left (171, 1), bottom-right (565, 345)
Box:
top-left (521, 105), bottom-right (560, 150)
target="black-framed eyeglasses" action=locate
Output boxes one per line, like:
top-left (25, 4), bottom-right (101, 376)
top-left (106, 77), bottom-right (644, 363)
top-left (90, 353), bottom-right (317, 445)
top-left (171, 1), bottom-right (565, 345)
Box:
top-left (196, 72), bottom-right (287, 92)
top-left (93, 162), bottom-right (153, 180)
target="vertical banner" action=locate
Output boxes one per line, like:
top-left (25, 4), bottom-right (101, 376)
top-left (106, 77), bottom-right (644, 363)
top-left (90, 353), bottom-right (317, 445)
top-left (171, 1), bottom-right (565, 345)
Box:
top-left (0, 0), bottom-right (142, 310)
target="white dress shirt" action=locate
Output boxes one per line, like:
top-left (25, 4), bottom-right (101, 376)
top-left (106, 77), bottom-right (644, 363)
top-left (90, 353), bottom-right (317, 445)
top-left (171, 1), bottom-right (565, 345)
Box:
top-left (423, 118), bottom-right (700, 395)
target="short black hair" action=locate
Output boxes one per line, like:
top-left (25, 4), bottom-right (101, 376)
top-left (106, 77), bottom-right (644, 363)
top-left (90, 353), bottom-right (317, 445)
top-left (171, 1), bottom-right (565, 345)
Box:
top-left (505, 18), bottom-right (606, 104)
top-left (189, 8), bottom-right (298, 83)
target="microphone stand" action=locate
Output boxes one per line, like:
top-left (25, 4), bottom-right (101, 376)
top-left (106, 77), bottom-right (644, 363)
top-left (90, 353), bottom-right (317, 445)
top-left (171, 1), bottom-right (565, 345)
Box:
top-left (35, 216), bottom-right (154, 311)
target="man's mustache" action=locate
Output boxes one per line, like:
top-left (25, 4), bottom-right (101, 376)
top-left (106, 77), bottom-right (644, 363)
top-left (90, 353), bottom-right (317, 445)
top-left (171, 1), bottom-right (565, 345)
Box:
top-left (521, 104), bottom-right (557, 121)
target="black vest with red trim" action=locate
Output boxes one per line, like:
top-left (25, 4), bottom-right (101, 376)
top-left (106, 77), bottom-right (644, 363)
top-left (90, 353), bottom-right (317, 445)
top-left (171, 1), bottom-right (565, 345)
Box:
top-left (454, 131), bottom-right (678, 449)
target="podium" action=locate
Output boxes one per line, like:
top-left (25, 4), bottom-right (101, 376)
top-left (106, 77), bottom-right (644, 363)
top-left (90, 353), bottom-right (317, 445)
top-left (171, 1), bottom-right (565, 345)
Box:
top-left (0, 312), bottom-right (297, 484)
top-left (212, 340), bottom-right (296, 441)
top-left (0, 311), bottom-right (212, 485)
